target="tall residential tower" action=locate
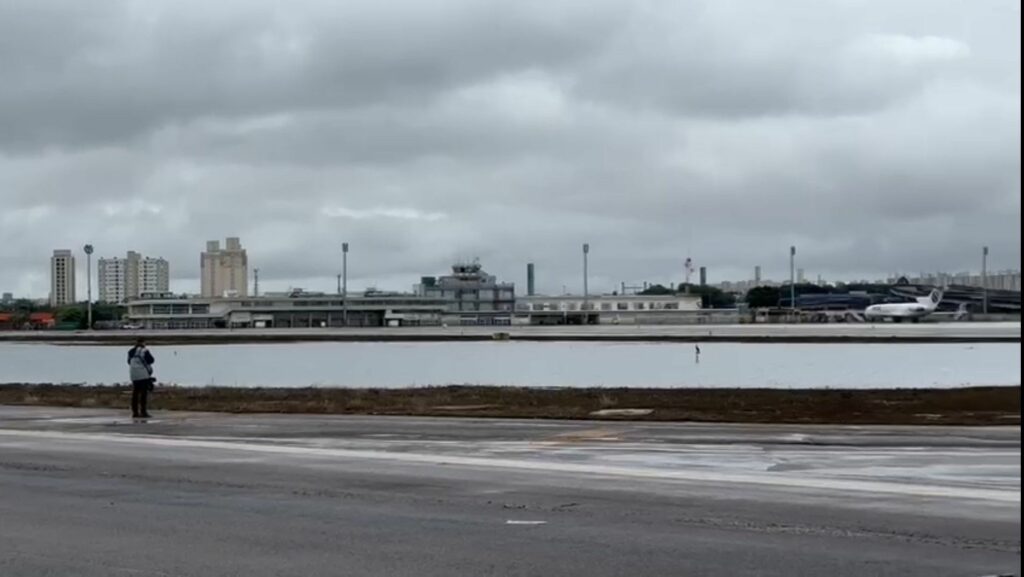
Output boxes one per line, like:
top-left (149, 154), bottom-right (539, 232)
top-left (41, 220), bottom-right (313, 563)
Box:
top-left (98, 251), bottom-right (170, 303)
top-left (50, 249), bottom-right (76, 306)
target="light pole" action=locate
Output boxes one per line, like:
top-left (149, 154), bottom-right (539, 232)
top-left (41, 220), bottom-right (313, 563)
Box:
top-left (583, 243), bottom-right (589, 297)
top-left (789, 245), bottom-right (796, 313)
top-left (582, 243), bottom-right (590, 323)
top-left (982, 246), bottom-right (989, 315)
top-left (342, 242), bottom-right (349, 326)
top-left (83, 244), bottom-right (94, 329)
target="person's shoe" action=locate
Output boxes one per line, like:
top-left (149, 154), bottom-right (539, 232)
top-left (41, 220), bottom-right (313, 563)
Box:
top-left (140, 413), bottom-right (152, 419)
top-left (131, 414), bottom-right (140, 419)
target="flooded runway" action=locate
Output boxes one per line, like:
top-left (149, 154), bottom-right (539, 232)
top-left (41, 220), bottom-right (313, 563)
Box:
top-left (1, 340), bottom-right (1019, 388)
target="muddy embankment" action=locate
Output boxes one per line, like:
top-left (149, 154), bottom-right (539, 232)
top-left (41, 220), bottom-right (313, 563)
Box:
top-left (1, 383), bottom-right (1018, 426)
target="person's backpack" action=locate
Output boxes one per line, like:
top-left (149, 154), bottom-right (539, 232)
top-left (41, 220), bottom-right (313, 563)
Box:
top-left (128, 347), bottom-right (154, 380)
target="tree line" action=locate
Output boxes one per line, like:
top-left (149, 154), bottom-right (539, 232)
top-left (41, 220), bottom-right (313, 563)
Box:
top-left (0, 299), bottom-right (126, 329)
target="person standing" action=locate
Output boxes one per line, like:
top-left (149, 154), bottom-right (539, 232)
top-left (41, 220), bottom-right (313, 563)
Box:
top-left (127, 338), bottom-right (155, 419)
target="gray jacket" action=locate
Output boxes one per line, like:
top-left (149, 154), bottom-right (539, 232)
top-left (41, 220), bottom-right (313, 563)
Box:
top-left (128, 346), bottom-right (155, 382)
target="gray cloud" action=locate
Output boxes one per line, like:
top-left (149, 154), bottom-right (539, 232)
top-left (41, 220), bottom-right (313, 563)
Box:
top-left (0, 0), bottom-right (1019, 299)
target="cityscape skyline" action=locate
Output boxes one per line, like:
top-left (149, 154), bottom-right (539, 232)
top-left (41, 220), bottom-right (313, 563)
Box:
top-left (7, 240), bottom-right (1021, 303)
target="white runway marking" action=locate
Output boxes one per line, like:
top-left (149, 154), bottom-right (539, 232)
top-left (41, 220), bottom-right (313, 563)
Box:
top-left (506, 520), bottom-right (547, 525)
top-left (1, 428), bottom-right (1018, 504)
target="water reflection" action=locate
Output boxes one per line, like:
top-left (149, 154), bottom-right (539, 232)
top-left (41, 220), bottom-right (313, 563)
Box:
top-left (1, 342), bottom-right (1018, 389)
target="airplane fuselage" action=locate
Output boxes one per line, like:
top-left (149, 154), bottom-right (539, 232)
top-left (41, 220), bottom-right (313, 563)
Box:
top-left (863, 303), bottom-right (930, 318)
top-left (863, 289), bottom-right (942, 321)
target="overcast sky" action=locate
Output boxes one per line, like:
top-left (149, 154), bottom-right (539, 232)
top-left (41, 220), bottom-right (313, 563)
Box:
top-left (1, 0), bottom-right (1020, 298)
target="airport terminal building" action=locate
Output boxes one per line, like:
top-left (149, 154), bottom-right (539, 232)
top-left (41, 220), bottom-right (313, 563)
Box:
top-left (124, 261), bottom-right (711, 329)
top-left (126, 262), bottom-right (517, 329)
top-left (125, 291), bottom-right (709, 329)
top-left (125, 291), bottom-right (447, 329)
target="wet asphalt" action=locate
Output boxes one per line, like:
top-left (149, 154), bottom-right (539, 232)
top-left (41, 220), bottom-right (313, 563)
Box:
top-left (0, 406), bottom-right (1019, 576)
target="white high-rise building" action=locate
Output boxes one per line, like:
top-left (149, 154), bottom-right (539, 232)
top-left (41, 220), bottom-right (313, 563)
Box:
top-left (139, 256), bottom-right (170, 295)
top-left (99, 253), bottom-right (133, 304)
top-left (201, 237), bottom-right (248, 298)
top-left (50, 249), bottom-right (76, 307)
top-left (98, 251), bottom-right (170, 303)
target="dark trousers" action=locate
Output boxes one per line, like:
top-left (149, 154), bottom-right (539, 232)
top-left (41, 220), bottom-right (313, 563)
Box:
top-left (131, 380), bottom-right (152, 417)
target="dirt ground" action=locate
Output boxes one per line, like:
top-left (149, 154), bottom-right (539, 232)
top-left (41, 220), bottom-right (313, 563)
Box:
top-left (1, 383), bottom-right (1018, 425)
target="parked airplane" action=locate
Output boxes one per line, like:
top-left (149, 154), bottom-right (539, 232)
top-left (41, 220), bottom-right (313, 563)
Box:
top-left (863, 289), bottom-right (943, 322)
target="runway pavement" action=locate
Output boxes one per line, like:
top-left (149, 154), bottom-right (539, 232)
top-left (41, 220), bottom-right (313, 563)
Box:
top-left (0, 321), bottom-right (1019, 343)
top-left (0, 406), bottom-right (1019, 576)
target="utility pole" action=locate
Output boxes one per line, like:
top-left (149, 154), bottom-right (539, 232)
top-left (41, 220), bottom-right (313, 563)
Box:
top-left (789, 245), bottom-right (796, 313)
top-left (982, 246), bottom-right (989, 315)
top-left (342, 243), bottom-right (349, 326)
top-left (582, 244), bottom-right (590, 296)
top-left (585, 242), bottom-right (593, 325)
top-left (83, 244), bottom-right (93, 329)
top-left (585, 241), bottom-right (593, 307)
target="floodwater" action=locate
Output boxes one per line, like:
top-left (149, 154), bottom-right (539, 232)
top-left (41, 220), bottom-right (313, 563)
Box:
top-left (0, 341), bottom-right (1019, 388)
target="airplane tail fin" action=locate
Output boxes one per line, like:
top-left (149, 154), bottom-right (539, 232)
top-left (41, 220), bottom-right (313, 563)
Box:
top-left (917, 289), bottom-right (942, 306)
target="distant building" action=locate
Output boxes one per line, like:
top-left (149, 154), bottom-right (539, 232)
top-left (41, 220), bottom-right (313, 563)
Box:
top-left (417, 261), bottom-right (516, 325)
top-left (99, 255), bottom-right (132, 303)
top-left (716, 278), bottom-right (776, 294)
top-left (50, 249), bottom-right (76, 307)
top-left (125, 292), bottom-right (447, 329)
top-left (1, 292), bottom-right (12, 305)
top-left (201, 237), bottom-right (248, 298)
top-left (29, 311), bottom-right (56, 329)
top-left (124, 290), bottom-right (715, 329)
top-left (516, 293), bottom-right (704, 325)
top-left (98, 251), bottom-right (170, 303)
top-left (888, 271), bottom-right (1021, 292)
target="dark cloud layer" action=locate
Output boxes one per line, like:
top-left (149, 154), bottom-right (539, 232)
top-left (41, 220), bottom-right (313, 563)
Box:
top-left (1, 0), bottom-right (1019, 297)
